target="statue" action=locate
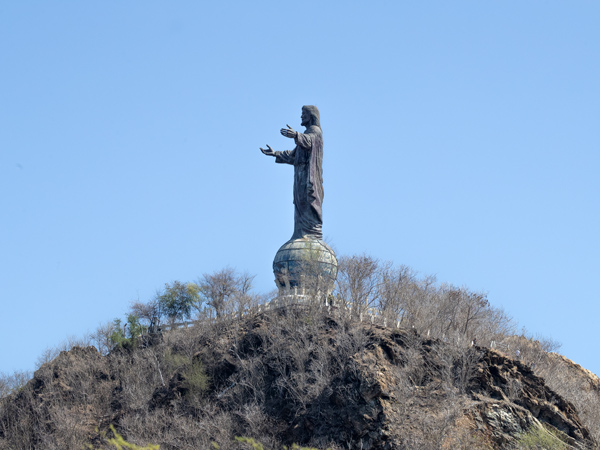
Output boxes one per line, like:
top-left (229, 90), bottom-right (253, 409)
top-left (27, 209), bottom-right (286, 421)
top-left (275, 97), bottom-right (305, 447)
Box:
top-left (260, 105), bottom-right (324, 240)
top-left (260, 106), bottom-right (337, 298)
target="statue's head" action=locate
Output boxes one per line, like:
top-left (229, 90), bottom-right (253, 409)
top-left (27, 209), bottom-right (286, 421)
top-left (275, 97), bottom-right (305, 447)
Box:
top-left (301, 105), bottom-right (320, 128)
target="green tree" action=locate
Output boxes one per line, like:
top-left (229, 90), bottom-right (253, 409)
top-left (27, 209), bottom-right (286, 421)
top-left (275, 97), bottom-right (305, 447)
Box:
top-left (110, 314), bottom-right (146, 348)
top-left (157, 281), bottom-right (201, 322)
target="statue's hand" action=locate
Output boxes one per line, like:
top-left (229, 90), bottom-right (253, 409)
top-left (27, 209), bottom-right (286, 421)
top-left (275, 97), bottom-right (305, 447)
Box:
top-left (260, 144), bottom-right (276, 156)
top-left (280, 124), bottom-right (297, 139)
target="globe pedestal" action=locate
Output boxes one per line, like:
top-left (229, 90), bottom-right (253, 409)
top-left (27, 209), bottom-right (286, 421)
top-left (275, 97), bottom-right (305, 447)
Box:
top-left (273, 237), bottom-right (338, 300)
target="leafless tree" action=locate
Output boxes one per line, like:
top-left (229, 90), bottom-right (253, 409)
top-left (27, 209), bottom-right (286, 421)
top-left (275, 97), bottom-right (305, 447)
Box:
top-left (198, 268), bottom-right (256, 319)
top-left (0, 370), bottom-right (31, 398)
top-left (130, 298), bottom-right (163, 332)
top-left (92, 321), bottom-right (117, 355)
top-left (379, 264), bottom-right (417, 322)
top-left (335, 254), bottom-right (384, 316)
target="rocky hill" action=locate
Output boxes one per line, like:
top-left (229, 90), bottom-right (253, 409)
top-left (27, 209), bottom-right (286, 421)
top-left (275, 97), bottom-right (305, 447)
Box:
top-left (0, 305), bottom-right (597, 449)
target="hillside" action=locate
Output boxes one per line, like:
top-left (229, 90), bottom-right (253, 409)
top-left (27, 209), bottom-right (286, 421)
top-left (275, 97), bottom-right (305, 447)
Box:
top-left (0, 304), bottom-right (597, 450)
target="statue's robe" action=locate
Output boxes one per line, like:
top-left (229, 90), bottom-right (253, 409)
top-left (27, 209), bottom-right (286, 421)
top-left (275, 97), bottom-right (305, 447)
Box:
top-left (275, 125), bottom-right (324, 240)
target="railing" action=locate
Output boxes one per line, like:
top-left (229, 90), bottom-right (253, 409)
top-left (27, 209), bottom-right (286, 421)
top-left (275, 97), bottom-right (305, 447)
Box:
top-left (155, 297), bottom-right (401, 333)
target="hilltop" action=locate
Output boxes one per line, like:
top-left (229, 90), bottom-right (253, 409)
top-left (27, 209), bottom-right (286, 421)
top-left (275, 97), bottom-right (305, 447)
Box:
top-left (0, 303), bottom-right (597, 450)
top-left (2, 258), bottom-right (599, 449)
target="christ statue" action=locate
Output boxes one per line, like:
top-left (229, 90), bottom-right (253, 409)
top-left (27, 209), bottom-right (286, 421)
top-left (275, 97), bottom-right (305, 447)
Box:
top-left (260, 105), bottom-right (324, 241)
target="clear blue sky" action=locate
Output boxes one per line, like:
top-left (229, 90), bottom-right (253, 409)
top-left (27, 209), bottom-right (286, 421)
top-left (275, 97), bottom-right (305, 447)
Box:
top-left (1, 2), bottom-right (598, 377)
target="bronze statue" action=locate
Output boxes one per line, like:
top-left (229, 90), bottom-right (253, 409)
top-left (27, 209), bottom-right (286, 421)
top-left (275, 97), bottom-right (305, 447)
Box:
top-left (261, 106), bottom-right (336, 297)
top-left (260, 105), bottom-right (324, 240)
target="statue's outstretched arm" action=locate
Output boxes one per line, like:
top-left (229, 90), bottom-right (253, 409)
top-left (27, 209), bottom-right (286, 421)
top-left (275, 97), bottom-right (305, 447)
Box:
top-left (260, 145), bottom-right (276, 157)
top-left (275, 148), bottom-right (296, 165)
top-left (280, 124), bottom-right (297, 139)
top-left (281, 124), bottom-right (313, 149)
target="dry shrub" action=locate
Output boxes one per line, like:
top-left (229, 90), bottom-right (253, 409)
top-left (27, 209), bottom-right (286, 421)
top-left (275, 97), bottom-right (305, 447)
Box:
top-left (333, 256), bottom-right (516, 349)
top-left (0, 370), bottom-right (31, 398)
top-left (0, 347), bottom-right (114, 450)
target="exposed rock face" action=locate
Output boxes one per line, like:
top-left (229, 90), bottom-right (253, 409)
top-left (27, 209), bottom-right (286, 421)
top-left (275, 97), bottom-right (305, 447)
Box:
top-left (469, 350), bottom-right (592, 449)
top-left (0, 310), bottom-right (596, 450)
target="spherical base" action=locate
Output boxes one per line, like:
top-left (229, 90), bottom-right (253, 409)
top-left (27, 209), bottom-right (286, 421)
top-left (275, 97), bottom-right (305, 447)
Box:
top-left (273, 237), bottom-right (338, 297)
